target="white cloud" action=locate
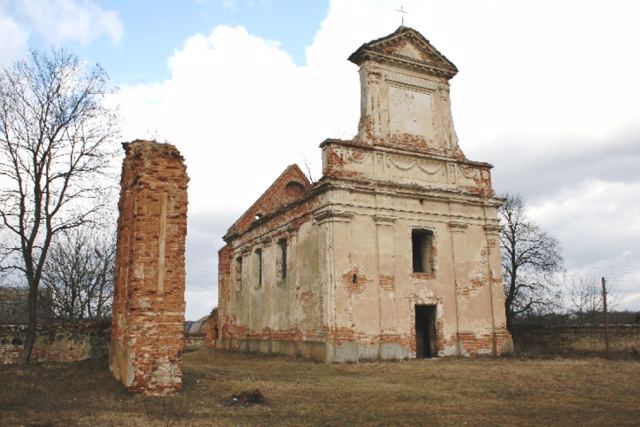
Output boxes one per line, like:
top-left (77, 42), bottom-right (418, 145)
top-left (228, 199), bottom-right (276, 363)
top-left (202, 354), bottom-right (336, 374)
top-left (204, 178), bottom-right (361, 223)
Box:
top-left (528, 180), bottom-right (640, 310)
top-left (185, 289), bottom-right (217, 320)
top-left (15, 0), bottom-right (123, 45)
top-left (114, 0), bottom-right (640, 318)
top-left (117, 24), bottom-right (359, 214)
top-left (115, 24), bottom-right (359, 318)
top-left (0, 7), bottom-right (28, 66)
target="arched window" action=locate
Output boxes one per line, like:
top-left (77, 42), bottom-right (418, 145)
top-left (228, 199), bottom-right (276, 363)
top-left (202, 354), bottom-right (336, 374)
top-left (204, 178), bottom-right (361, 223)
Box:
top-left (284, 181), bottom-right (305, 202)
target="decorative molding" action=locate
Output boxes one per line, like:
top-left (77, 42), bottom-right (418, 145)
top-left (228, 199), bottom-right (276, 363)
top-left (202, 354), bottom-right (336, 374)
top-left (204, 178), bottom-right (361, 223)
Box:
top-left (447, 163), bottom-right (457, 184)
top-left (348, 28), bottom-right (458, 79)
top-left (387, 79), bottom-right (434, 95)
top-left (374, 153), bottom-right (385, 175)
top-left (313, 208), bottom-right (354, 224)
top-left (357, 51), bottom-right (456, 79)
top-left (345, 149), bottom-right (369, 164)
top-left (387, 156), bottom-right (444, 175)
top-left (388, 157), bottom-right (417, 171)
top-left (259, 237), bottom-right (272, 246)
top-left (448, 221), bottom-right (468, 232)
top-left (483, 224), bottom-right (501, 235)
top-left (373, 214), bottom-right (396, 226)
top-left (322, 137), bottom-right (493, 169)
top-left (332, 146), bottom-right (371, 165)
top-left (460, 165), bottom-right (480, 180)
top-left (418, 163), bottom-right (444, 175)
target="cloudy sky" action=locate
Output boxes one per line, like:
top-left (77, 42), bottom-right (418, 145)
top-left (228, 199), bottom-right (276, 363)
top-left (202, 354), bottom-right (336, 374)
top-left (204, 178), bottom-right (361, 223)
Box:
top-left (1, 0), bottom-right (638, 319)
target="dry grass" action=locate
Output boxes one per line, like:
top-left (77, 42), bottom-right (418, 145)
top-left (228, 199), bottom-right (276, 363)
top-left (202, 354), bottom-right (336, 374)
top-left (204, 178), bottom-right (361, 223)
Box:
top-left (1, 350), bottom-right (639, 426)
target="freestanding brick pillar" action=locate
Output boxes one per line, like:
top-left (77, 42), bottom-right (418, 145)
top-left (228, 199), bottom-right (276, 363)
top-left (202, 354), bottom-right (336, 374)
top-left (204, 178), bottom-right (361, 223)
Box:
top-left (109, 140), bottom-right (189, 395)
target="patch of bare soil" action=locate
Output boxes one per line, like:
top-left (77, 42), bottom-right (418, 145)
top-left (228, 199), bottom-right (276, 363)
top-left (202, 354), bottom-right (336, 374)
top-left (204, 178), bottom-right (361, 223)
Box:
top-left (1, 351), bottom-right (639, 426)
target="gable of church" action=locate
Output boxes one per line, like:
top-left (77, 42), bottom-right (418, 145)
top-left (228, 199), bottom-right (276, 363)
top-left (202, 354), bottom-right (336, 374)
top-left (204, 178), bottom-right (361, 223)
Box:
top-left (348, 27), bottom-right (458, 78)
top-left (224, 164), bottom-right (311, 239)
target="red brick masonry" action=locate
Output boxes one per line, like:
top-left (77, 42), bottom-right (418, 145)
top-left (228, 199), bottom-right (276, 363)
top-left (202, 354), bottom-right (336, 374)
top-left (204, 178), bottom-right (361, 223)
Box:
top-left (109, 140), bottom-right (189, 396)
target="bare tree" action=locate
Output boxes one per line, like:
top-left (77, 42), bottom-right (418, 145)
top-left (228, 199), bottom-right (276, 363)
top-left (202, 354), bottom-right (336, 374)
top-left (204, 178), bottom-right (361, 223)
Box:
top-left (567, 275), bottom-right (616, 324)
top-left (42, 227), bottom-right (115, 322)
top-left (0, 49), bottom-right (118, 363)
top-left (499, 194), bottom-right (564, 330)
top-left (568, 275), bottom-right (602, 319)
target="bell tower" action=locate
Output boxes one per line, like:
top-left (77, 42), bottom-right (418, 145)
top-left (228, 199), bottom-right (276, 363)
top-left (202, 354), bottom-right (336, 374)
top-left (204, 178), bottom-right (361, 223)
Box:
top-left (348, 27), bottom-right (464, 159)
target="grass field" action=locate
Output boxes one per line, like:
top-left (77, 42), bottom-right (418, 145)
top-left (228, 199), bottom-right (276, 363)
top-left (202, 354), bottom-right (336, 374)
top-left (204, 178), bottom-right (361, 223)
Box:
top-left (1, 350), bottom-right (639, 426)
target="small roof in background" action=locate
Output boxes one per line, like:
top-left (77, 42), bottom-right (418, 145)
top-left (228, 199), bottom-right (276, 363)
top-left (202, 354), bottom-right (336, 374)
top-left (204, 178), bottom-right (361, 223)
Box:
top-left (184, 314), bottom-right (211, 335)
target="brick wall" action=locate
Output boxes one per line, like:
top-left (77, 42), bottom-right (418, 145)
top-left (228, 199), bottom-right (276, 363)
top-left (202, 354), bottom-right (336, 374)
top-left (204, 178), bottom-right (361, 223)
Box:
top-left (512, 324), bottom-right (640, 357)
top-left (109, 140), bottom-right (189, 396)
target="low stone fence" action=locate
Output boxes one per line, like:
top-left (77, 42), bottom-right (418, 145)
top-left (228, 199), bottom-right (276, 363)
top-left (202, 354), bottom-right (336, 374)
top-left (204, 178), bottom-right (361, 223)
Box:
top-left (0, 321), bottom-right (111, 364)
top-left (512, 324), bottom-right (640, 357)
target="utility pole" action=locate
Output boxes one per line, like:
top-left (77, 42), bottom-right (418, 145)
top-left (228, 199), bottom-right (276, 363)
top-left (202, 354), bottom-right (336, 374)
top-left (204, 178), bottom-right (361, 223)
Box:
top-left (601, 277), bottom-right (610, 358)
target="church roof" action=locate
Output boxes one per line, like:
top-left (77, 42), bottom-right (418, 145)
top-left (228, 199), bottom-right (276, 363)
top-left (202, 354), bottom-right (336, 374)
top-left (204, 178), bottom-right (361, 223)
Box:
top-left (348, 26), bottom-right (458, 79)
top-left (224, 164), bottom-right (312, 240)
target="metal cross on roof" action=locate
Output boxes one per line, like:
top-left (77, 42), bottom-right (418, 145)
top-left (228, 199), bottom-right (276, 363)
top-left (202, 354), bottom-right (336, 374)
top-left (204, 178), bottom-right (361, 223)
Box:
top-left (396, 5), bottom-right (407, 26)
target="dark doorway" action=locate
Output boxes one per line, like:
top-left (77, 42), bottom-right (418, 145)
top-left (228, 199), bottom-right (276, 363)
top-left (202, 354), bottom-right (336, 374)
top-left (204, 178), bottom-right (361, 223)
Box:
top-left (415, 305), bottom-right (437, 358)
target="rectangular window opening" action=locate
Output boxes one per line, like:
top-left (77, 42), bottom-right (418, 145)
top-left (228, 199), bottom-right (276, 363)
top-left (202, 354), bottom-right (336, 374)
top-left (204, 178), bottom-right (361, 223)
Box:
top-left (412, 229), bottom-right (434, 274)
top-left (277, 238), bottom-right (287, 280)
top-left (235, 256), bottom-right (243, 291)
top-left (254, 248), bottom-right (263, 287)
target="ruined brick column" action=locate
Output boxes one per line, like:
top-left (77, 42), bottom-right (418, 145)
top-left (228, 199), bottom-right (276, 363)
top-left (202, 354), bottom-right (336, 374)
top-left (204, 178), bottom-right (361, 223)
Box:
top-left (109, 140), bottom-right (189, 395)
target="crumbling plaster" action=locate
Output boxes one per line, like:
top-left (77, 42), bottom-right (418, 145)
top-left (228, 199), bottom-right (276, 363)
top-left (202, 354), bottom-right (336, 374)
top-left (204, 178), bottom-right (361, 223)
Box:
top-left (217, 27), bottom-right (512, 362)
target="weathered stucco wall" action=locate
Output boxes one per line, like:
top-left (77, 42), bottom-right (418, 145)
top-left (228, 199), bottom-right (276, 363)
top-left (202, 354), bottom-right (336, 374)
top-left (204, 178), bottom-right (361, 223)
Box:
top-left (219, 192), bottom-right (511, 361)
top-left (314, 193), bottom-right (510, 360)
top-left (109, 140), bottom-right (188, 395)
top-left (217, 171), bottom-right (328, 359)
top-left (218, 27), bottom-right (512, 362)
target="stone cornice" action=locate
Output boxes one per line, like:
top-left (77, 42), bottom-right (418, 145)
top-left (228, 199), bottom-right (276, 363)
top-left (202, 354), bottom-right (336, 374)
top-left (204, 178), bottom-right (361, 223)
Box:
top-left (315, 176), bottom-right (502, 206)
top-left (259, 237), bottom-right (272, 246)
top-left (355, 51), bottom-right (457, 79)
top-left (449, 221), bottom-right (469, 232)
top-left (483, 224), bottom-right (502, 235)
top-left (319, 138), bottom-right (493, 169)
top-left (313, 207), bottom-right (354, 224)
top-left (347, 26), bottom-right (458, 80)
top-left (374, 214), bottom-right (397, 226)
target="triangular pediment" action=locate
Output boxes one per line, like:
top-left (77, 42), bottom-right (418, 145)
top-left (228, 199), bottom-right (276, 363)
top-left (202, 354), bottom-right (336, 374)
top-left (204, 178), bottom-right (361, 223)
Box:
top-left (224, 164), bottom-right (312, 239)
top-left (348, 27), bottom-right (458, 79)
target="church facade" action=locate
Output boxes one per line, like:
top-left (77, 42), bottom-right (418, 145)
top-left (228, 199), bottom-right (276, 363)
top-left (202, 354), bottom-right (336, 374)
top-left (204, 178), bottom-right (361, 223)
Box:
top-left (216, 27), bottom-right (513, 361)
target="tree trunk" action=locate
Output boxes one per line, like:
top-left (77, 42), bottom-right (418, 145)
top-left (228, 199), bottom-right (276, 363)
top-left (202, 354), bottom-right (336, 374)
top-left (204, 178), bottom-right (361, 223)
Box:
top-left (505, 303), bottom-right (513, 332)
top-left (19, 283), bottom-right (39, 364)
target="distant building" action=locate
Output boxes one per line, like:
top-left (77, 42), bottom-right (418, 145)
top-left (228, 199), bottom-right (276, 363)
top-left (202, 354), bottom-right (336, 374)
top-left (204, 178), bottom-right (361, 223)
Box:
top-left (184, 313), bottom-right (218, 351)
top-left (217, 27), bottom-right (512, 361)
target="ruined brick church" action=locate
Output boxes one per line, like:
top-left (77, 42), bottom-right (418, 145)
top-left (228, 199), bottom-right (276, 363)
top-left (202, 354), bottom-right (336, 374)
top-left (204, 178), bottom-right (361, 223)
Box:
top-left (217, 27), bottom-right (513, 361)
